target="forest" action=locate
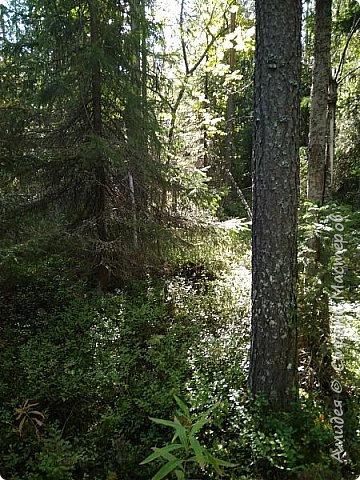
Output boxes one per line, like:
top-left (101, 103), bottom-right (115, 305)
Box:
top-left (0, 0), bottom-right (359, 479)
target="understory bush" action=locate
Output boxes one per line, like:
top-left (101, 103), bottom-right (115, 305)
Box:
top-left (0, 240), bottom-right (250, 479)
top-left (0, 220), bottom-right (359, 480)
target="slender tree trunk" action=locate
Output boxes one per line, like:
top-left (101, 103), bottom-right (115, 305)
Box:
top-left (0, 5), bottom-right (6, 40)
top-left (224, 11), bottom-right (251, 219)
top-left (224, 168), bottom-right (252, 219)
top-left (140, 0), bottom-right (148, 133)
top-left (89, 0), bottom-right (110, 290)
top-left (225, 11), bottom-right (236, 169)
top-left (307, 0), bottom-right (332, 205)
top-left (91, 2), bottom-right (102, 138)
top-left (124, 0), bottom-right (147, 249)
top-left (128, 172), bottom-right (139, 247)
top-left (90, 0), bottom-right (107, 242)
top-left (203, 49), bottom-right (209, 168)
top-left (249, 0), bottom-right (301, 410)
top-left (325, 77), bottom-right (338, 201)
top-left (304, 0), bottom-right (333, 393)
top-left (304, 0), bottom-right (311, 65)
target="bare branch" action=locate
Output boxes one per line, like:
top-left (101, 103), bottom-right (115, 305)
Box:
top-left (180, 0), bottom-right (189, 74)
top-left (166, 2), bottom-right (227, 148)
top-left (334, 15), bottom-right (360, 82)
top-left (167, 22), bottom-right (225, 144)
top-left (338, 64), bottom-right (360, 84)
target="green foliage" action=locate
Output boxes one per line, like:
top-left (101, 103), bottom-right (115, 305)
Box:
top-left (251, 398), bottom-right (336, 474)
top-left (28, 426), bottom-right (80, 480)
top-left (141, 396), bottom-right (237, 479)
top-left (1, 0), bottom-right (360, 479)
top-left (334, 81), bottom-right (360, 207)
top-left (0, 232), bottom-right (249, 479)
top-left (296, 201), bottom-right (359, 394)
top-left (0, 219), bottom-right (359, 480)
top-left (1, 213), bottom-right (358, 480)
top-left (201, 394), bottom-right (347, 480)
top-left (298, 201), bottom-right (359, 308)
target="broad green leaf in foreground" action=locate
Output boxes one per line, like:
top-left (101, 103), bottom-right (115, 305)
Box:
top-left (140, 444), bottom-right (183, 465)
top-left (152, 458), bottom-right (184, 480)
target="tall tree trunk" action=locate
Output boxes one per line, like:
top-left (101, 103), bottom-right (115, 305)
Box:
top-left (325, 77), bottom-right (338, 201)
top-left (91, 1), bottom-right (102, 138)
top-left (203, 48), bottom-right (209, 168)
top-left (249, 0), bottom-right (301, 410)
top-left (124, 0), bottom-right (147, 249)
top-left (90, 0), bottom-right (109, 289)
top-left (224, 11), bottom-right (251, 219)
top-left (304, 0), bottom-right (333, 393)
top-left (140, 0), bottom-right (148, 133)
top-left (90, 0), bottom-right (106, 242)
top-left (225, 10), bottom-right (236, 169)
top-left (307, 0), bottom-right (332, 205)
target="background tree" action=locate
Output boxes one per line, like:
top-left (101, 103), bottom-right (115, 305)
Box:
top-left (307, 0), bottom-right (332, 205)
top-left (301, 0), bottom-right (359, 392)
top-left (332, 0), bottom-right (360, 205)
top-left (159, 0), bottom-right (255, 220)
top-left (0, 0), bottom-right (182, 286)
top-left (303, 0), bottom-right (333, 393)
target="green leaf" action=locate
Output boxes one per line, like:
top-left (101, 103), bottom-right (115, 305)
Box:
top-left (140, 444), bottom-right (183, 465)
top-left (203, 451), bottom-right (221, 475)
top-left (150, 417), bottom-right (178, 429)
top-left (213, 457), bottom-right (238, 467)
top-left (189, 403), bottom-right (220, 436)
top-left (190, 413), bottom-right (208, 436)
top-left (205, 451), bottom-right (238, 470)
top-left (152, 458), bottom-right (184, 480)
top-left (161, 451), bottom-right (178, 462)
top-left (173, 417), bottom-right (188, 447)
top-left (175, 470), bottom-right (185, 480)
top-left (174, 396), bottom-right (190, 417)
top-left (189, 435), bottom-right (205, 469)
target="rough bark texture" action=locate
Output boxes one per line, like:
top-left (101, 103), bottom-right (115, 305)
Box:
top-left (249, 0), bottom-right (301, 410)
top-left (307, 0), bottom-right (332, 205)
top-left (324, 77), bottom-right (338, 202)
top-left (304, 0), bottom-right (333, 393)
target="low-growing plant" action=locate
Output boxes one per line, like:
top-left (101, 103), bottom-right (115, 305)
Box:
top-left (141, 396), bottom-right (237, 479)
top-left (14, 399), bottom-right (45, 439)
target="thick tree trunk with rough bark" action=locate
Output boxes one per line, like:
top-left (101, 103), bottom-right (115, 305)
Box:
top-left (307, 0), bottom-right (332, 205)
top-left (249, 0), bottom-right (301, 410)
